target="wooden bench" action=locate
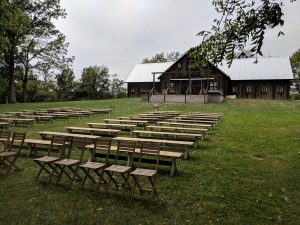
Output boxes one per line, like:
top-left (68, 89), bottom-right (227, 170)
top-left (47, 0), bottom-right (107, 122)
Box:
top-left (157, 121), bottom-right (212, 129)
top-left (37, 131), bottom-right (99, 142)
top-left (0, 138), bottom-right (65, 155)
top-left (183, 114), bottom-right (221, 119)
top-left (188, 112), bottom-right (222, 117)
top-left (178, 116), bottom-right (219, 123)
top-left (51, 113), bottom-right (70, 120)
top-left (104, 119), bottom-right (149, 128)
top-left (113, 136), bottom-right (193, 160)
top-left (0, 122), bottom-right (9, 130)
top-left (118, 116), bottom-right (159, 122)
top-left (87, 123), bottom-right (136, 132)
top-left (21, 115), bottom-right (53, 122)
top-left (85, 143), bottom-right (183, 176)
top-left (65, 127), bottom-right (120, 137)
top-left (87, 108), bottom-right (112, 115)
top-left (132, 130), bottom-right (202, 148)
top-left (168, 118), bottom-right (216, 126)
top-left (145, 111), bottom-right (180, 116)
top-left (3, 112), bottom-right (21, 117)
top-left (68, 111), bottom-right (93, 119)
top-left (147, 125), bottom-right (208, 134)
top-left (0, 118), bottom-right (34, 127)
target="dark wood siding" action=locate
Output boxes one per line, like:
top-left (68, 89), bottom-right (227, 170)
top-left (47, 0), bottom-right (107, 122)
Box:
top-left (229, 80), bottom-right (290, 100)
top-left (127, 82), bottom-right (159, 97)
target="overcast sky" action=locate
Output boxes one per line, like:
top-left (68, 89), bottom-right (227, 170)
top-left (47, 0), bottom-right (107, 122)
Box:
top-left (55, 0), bottom-right (300, 80)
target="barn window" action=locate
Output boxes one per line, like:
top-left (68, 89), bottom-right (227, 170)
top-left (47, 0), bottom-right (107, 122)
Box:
top-left (246, 86), bottom-right (252, 93)
top-left (140, 88), bottom-right (146, 93)
top-left (261, 87), bottom-right (268, 93)
top-left (277, 87), bottom-right (283, 93)
top-left (131, 88), bottom-right (135, 93)
top-left (210, 81), bottom-right (218, 90)
top-left (232, 87), bottom-right (238, 93)
top-left (177, 63), bottom-right (182, 69)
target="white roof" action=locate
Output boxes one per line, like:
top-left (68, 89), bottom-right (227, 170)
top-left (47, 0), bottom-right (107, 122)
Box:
top-left (126, 57), bottom-right (293, 83)
top-left (126, 62), bottom-right (174, 83)
top-left (218, 57), bottom-right (293, 80)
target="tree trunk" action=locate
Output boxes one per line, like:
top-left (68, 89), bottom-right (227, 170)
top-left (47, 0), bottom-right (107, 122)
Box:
top-left (8, 50), bottom-right (17, 104)
top-left (22, 79), bottom-right (27, 103)
top-left (22, 67), bottom-right (29, 103)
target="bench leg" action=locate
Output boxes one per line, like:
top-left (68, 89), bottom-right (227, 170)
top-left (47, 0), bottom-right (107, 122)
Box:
top-left (194, 137), bottom-right (198, 148)
top-left (184, 146), bottom-right (189, 159)
top-left (170, 158), bottom-right (177, 176)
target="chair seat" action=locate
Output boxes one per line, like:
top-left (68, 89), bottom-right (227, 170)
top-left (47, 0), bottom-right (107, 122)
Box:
top-left (131, 168), bottom-right (157, 177)
top-left (0, 151), bottom-right (17, 157)
top-left (105, 164), bottom-right (131, 173)
top-left (55, 159), bottom-right (80, 166)
top-left (80, 161), bottom-right (105, 169)
top-left (33, 156), bottom-right (59, 163)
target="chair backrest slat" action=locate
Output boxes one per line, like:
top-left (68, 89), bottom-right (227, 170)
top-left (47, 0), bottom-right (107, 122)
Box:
top-left (10, 132), bottom-right (26, 154)
top-left (48, 135), bottom-right (67, 158)
top-left (0, 131), bottom-right (11, 151)
top-left (115, 140), bottom-right (136, 166)
top-left (92, 138), bottom-right (112, 165)
top-left (139, 142), bottom-right (160, 171)
top-left (67, 137), bottom-right (87, 162)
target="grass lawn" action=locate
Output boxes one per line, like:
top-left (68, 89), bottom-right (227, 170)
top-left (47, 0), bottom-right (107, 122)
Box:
top-left (0, 98), bottom-right (299, 225)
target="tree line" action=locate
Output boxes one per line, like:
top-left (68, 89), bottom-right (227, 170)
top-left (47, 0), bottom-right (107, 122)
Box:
top-left (0, 0), bottom-right (125, 104)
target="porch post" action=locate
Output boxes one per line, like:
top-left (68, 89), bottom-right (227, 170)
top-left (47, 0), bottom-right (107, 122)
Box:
top-left (189, 71), bottom-right (192, 94)
top-left (152, 73), bottom-right (155, 93)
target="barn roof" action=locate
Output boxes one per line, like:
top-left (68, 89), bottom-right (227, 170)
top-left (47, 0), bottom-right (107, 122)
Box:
top-left (126, 57), bottom-right (293, 82)
top-left (125, 62), bottom-right (174, 83)
top-left (218, 57), bottom-right (293, 80)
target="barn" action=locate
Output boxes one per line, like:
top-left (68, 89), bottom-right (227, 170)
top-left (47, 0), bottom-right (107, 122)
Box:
top-left (126, 52), bottom-right (293, 102)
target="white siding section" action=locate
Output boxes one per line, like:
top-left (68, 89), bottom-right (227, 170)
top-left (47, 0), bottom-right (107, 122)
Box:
top-left (126, 62), bottom-right (174, 83)
top-left (218, 57), bottom-right (293, 80)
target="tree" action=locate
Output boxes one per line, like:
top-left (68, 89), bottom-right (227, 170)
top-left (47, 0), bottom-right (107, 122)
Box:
top-left (142, 52), bottom-right (181, 63)
top-left (0, 0), bottom-right (71, 103)
top-left (80, 65), bottom-right (111, 99)
top-left (190, 0), bottom-right (297, 67)
top-left (55, 68), bottom-right (75, 101)
top-left (111, 74), bottom-right (126, 98)
top-left (0, 0), bottom-right (29, 103)
top-left (290, 49), bottom-right (300, 95)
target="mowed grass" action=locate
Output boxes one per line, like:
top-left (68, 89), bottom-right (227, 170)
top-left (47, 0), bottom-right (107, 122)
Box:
top-left (0, 98), bottom-right (299, 225)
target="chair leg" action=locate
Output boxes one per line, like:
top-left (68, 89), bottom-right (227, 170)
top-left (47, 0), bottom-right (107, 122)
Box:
top-left (105, 172), bottom-right (113, 195)
top-left (132, 175), bottom-right (143, 195)
top-left (131, 175), bottom-right (137, 200)
top-left (149, 176), bottom-right (157, 198)
top-left (35, 162), bottom-right (52, 181)
top-left (69, 165), bottom-right (80, 187)
top-left (55, 165), bottom-right (65, 184)
top-left (121, 173), bottom-right (131, 196)
top-left (80, 167), bottom-right (89, 188)
top-left (95, 169), bottom-right (106, 190)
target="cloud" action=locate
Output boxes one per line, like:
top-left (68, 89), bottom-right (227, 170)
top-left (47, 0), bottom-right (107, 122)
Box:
top-left (55, 0), bottom-right (300, 80)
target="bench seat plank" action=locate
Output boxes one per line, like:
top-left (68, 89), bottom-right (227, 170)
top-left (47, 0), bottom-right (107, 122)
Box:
top-left (113, 136), bottom-right (193, 159)
top-left (132, 130), bottom-right (202, 148)
top-left (85, 144), bottom-right (183, 176)
top-left (65, 126), bottom-right (120, 137)
top-left (147, 125), bottom-right (208, 134)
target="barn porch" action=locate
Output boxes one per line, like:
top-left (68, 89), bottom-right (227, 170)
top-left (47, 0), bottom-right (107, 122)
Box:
top-left (144, 71), bottom-right (225, 103)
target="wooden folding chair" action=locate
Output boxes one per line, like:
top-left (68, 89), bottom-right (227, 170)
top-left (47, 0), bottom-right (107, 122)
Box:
top-left (33, 135), bottom-right (67, 182)
top-left (53, 137), bottom-right (87, 187)
top-left (0, 131), bottom-right (11, 151)
top-left (104, 140), bottom-right (136, 196)
top-left (130, 142), bottom-right (160, 199)
top-left (79, 138), bottom-right (112, 191)
top-left (0, 132), bottom-right (26, 175)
